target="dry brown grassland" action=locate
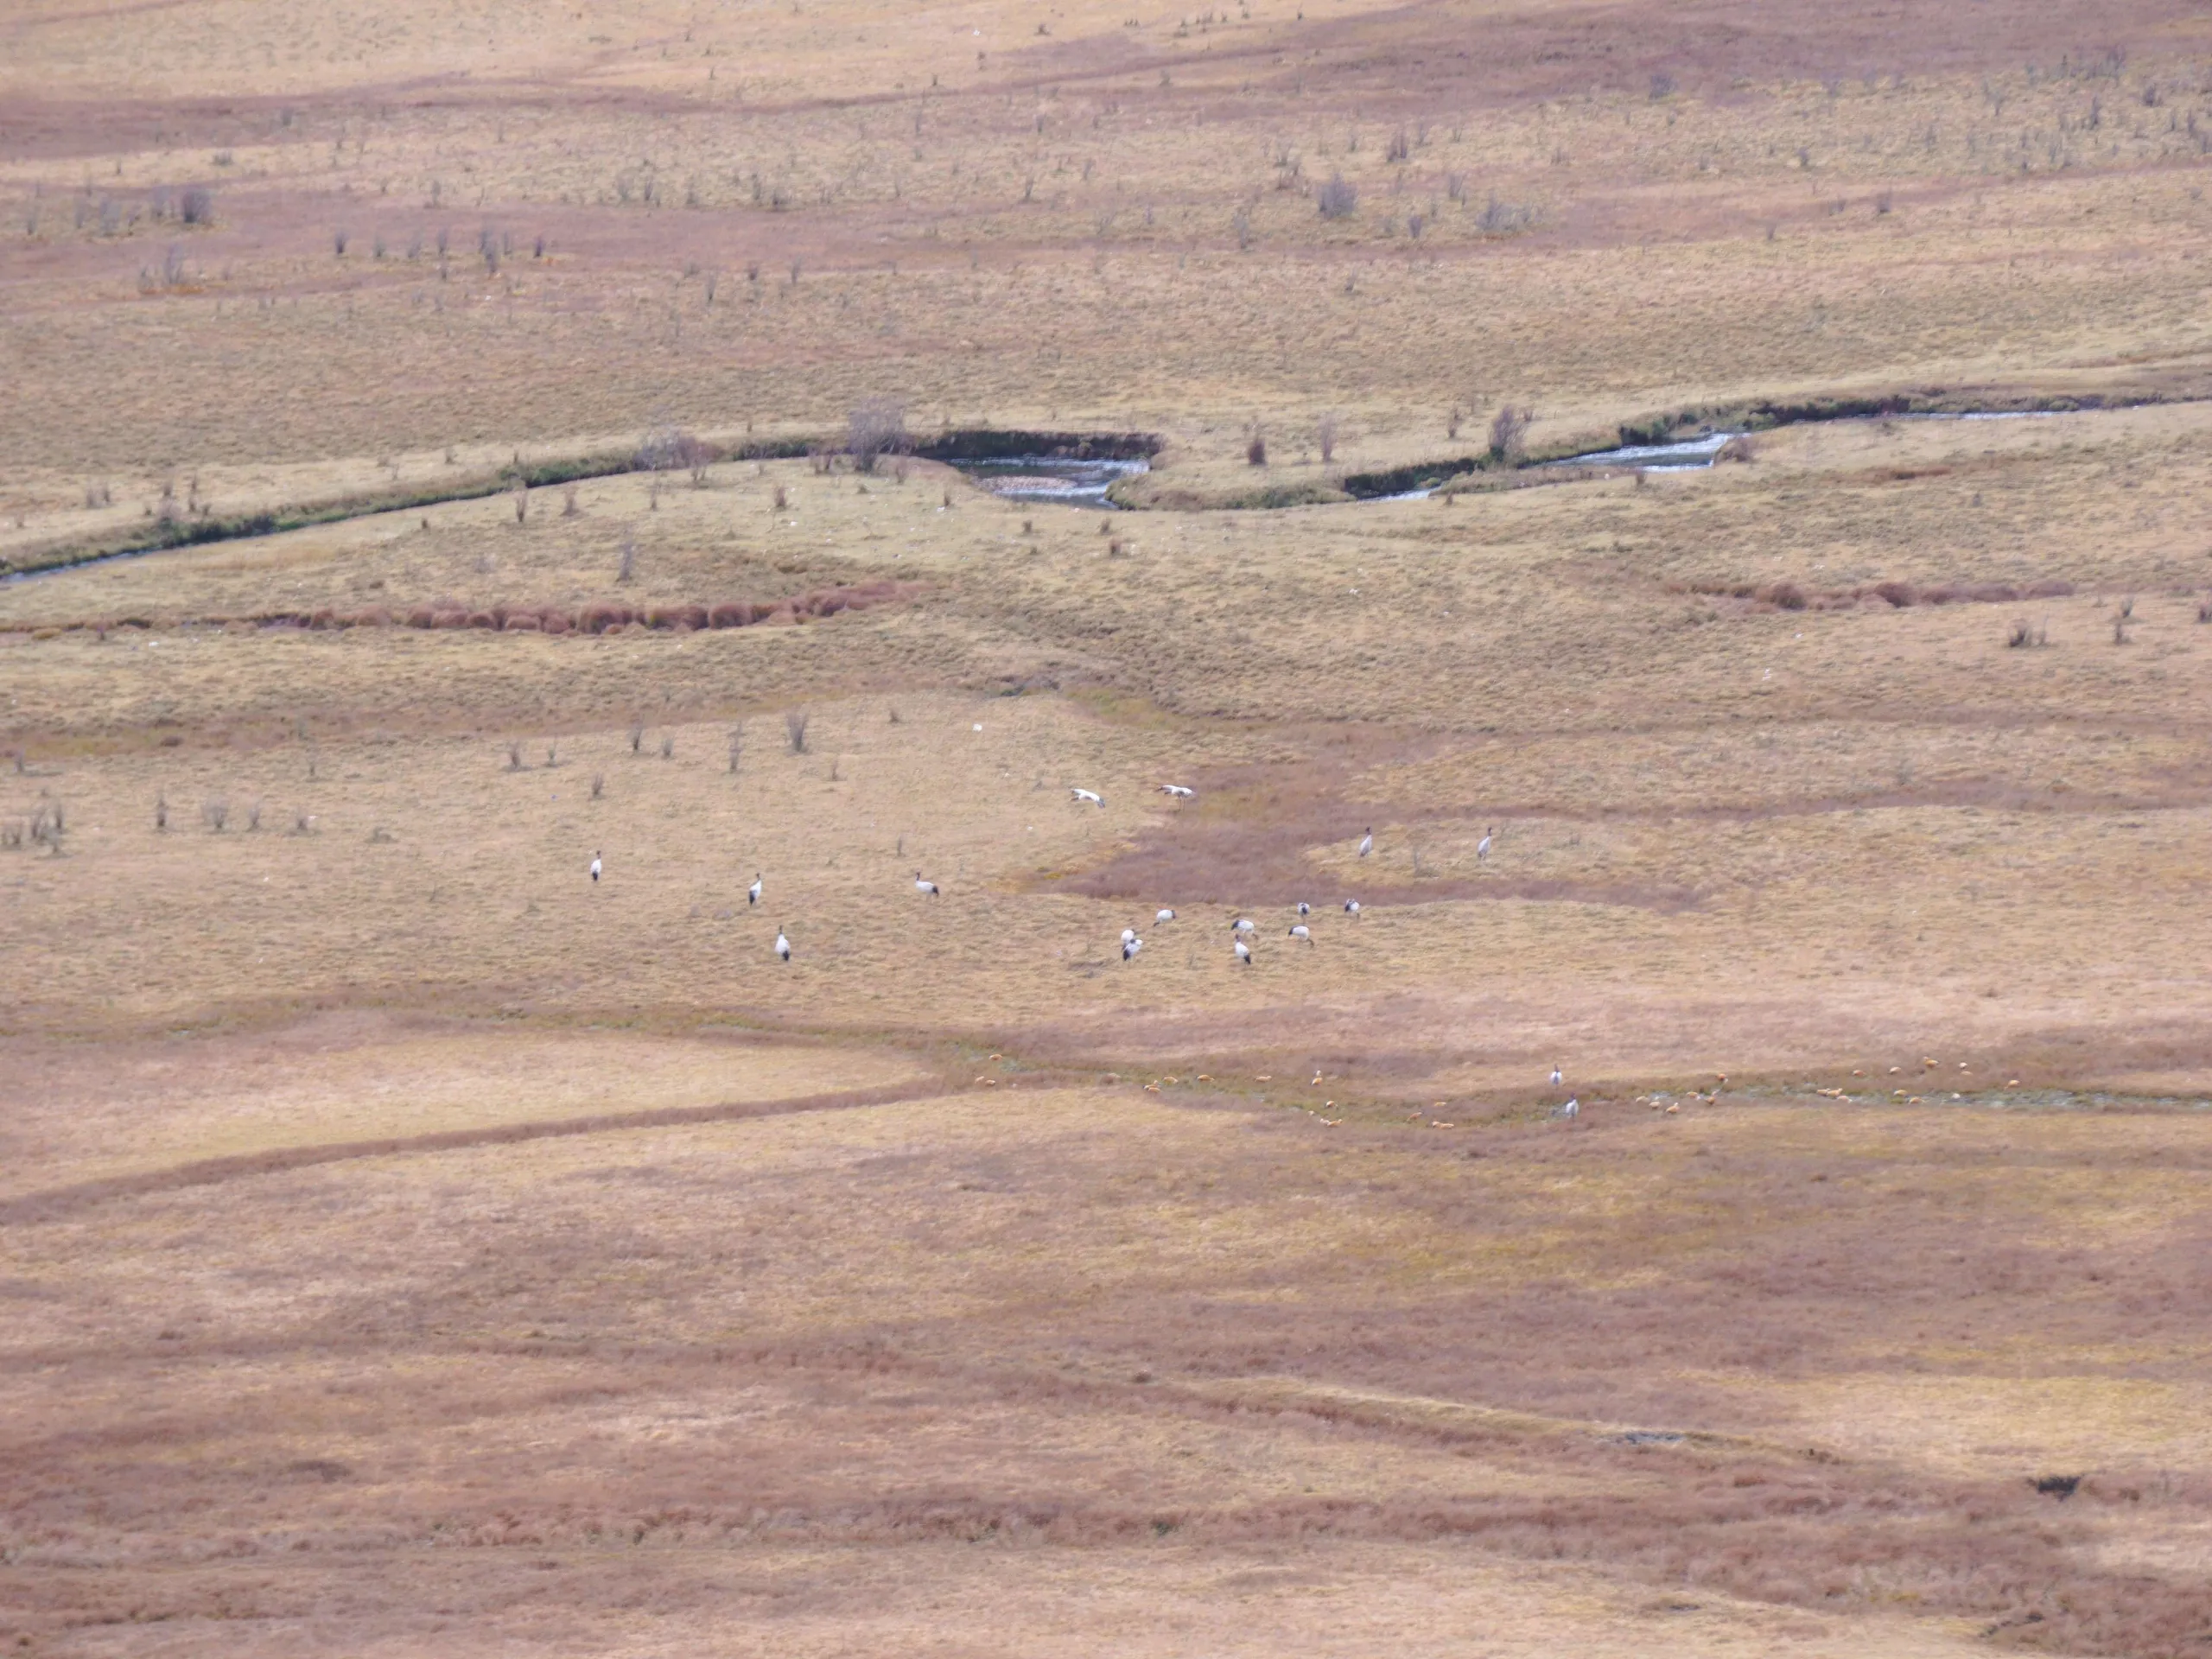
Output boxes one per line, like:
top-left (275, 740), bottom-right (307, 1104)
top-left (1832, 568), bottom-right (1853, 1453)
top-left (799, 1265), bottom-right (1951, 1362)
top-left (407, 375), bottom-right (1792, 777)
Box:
top-left (6, 0), bottom-right (2212, 1653)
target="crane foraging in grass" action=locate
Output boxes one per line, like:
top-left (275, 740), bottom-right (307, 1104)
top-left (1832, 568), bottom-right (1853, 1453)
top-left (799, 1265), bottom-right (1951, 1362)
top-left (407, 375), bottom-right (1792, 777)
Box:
top-left (913, 871), bottom-right (940, 896)
top-left (1288, 924), bottom-right (1312, 944)
top-left (1122, 927), bottom-right (1138, 946)
top-left (1159, 784), bottom-right (1194, 799)
top-left (1123, 936), bottom-right (1143, 960)
top-left (1343, 899), bottom-right (1361, 919)
top-left (1230, 918), bottom-right (1255, 936)
top-left (1557, 1096), bottom-right (1579, 1120)
top-left (1297, 900), bottom-right (1310, 917)
top-left (1155, 907), bottom-right (1177, 924)
top-left (1233, 938), bottom-right (1252, 966)
top-left (1071, 787), bottom-right (1103, 807)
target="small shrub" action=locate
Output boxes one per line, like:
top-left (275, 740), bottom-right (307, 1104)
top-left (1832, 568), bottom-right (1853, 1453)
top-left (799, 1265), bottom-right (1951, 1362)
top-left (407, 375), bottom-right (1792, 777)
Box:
top-left (1318, 411), bottom-right (1339, 464)
top-left (617, 537), bottom-right (636, 584)
top-left (728, 728), bottom-right (744, 773)
top-left (1716, 435), bottom-right (1760, 463)
top-left (1385, 126), bottom-right (1410, 162)
top-left (202, 798), bottom-right (229, 832)
top-left (1247, 427), bottom-right (1268, 467)
top-left (333, 227), bottom-right (349, 257)
top-left (660, 734), bottom-right (674, 760)
top-left (1489, 404), bottom-right (1532, 466)
top-left (590, 772), bottom-right (605, 799)
top-left (785, 709), bottom-right (810, 753)
top-left (245, 801), bottom-right (261, 831)
top-left (292, 809), bottom-right (314, 835)
top-left (512, 484), bottom-right (528, 524)
top-left (772, 484), bottom-right (789, 512)
top-left (155, 793), bottom-right (168, 832)
top-left (563, 486), bottom-right (579, 518)
top-left (1317, 173), bottom-right (1358, 219)
top-left (506, 741), bottom-right (524, 771)
top-left (848, 397), bottom-right (909, 473)
top-left (629, 721), bottom-right (645, 753)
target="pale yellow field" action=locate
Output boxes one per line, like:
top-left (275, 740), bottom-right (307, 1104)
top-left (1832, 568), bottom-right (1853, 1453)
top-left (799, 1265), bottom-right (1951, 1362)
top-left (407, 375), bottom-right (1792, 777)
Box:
top-left (6, 0), bottom-right (2212, 1652)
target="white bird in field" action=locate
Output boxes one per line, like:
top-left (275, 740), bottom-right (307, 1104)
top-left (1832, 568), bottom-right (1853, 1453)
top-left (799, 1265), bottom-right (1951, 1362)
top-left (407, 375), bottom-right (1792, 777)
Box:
top-left (1478, 826), bottom-right (1494, 862)
top-left (914, 871), bottom-right (940, 896)
top-left (1343, 899), bottom-right (1361, 918)
top-left (589, 851), bottom-right (602, 883)
top-left (747, 872), bottom-right (762, 906)
top-left (1159, 784), bottom-right (1194, 799)
top-left (1155, 907), bottom-right (1177, 924)
top-left (1233, 938), bottom-right (1252, 966)
top-left (1122, 927), bottom-right (1138, 945)
top-left (1550, 1065), bottom-right (1563, 1089)
top-left (1288, 924), bottom-right (1312, 944)
top-left (775, 928), bottom-right (791, 962)
top-left (1123, 936), bottom-right (1143, 960)
top-left (1071, 787), bottom-right (1104, 807)
top-left (1357, 827), bottom-right (1373, 858)
top-left (1231, 917), bottom-right (1255, 935)
top-left (1558, 1096), bottom-right (1579, 1120)
top-left (1297, 900), bottom-right (1311, 916)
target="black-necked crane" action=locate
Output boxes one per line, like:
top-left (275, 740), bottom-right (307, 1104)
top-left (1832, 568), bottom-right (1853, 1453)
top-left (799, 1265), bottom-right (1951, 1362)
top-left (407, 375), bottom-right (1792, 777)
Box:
top-left (1558, 1096), bottom-right (1579, 1120)
top-left (914, 871), bottom-right (940, 896)
top-left (1296, 900), bottom-right (1311, 917)
top-left (1230, 917), bottom-right (1255, 936)
top-left (1288, 924), bottom-right (1312, 944)
top-left (1122, 926), bottom-right (1138, 946)
top-left (1123, 936), bottom-right (1143, 960)
top-left (589, 851), bottom-right (602, 883)
top-left (1071, 787), bottom-right (1104, 807)
top-left (1357, 827), bottom-right (1373, 859)
top-left (1155, 907), bottom-right (1177, 924)
top-left (1159, 784), bottom-right (1194, 799)
top-left (1549, 1065), bottom-right (1563, 1089)
top-left (1233, 938), bottom-right (1252, 966)
top-left (1343, 899), bottom-right (1361, 919)
top-left (747, 872), bottom-right (762, 906)
top-left (1477, 826), bottom-right (1494, 862)
top-left (775, 927), bottom-right (791, 962)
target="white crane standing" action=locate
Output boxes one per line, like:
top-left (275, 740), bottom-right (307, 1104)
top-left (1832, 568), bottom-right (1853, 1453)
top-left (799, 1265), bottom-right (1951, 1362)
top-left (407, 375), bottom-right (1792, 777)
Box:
top-left (775, 928), bottom-right (791, 962)
top-left (1558, 1096), bottom-right (1579, 1120)
top-left (747, 872), bottom-right (762, 906)
top-left (1478, 826), bottom-right (1494, 862)
top-left (590, 852), bottom-right (602, 883)
top-left (1296, 900), bottom-right (1311, 917)
top-left (1357, 827), bottom-right (1373, 859)
top-left (1550, 1065), bottom-right (1563, 1089)
top-left (1343, 899), bottom-right (1361, 919)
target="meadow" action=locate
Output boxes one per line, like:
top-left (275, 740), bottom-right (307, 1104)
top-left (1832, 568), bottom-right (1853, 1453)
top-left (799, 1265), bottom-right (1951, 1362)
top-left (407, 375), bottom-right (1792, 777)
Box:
top-left (5, 0), bottom-right (2212, 1652)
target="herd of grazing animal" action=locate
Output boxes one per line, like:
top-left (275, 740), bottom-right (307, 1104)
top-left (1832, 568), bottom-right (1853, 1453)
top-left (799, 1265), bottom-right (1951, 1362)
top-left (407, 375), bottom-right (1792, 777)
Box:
top-left (586, 779), bottom-right (1510, 980)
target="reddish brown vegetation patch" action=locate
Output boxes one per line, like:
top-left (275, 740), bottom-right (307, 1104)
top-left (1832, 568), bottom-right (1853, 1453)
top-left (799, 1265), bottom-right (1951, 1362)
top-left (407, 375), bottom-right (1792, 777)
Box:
top-left (1677, 576), bottom-right (2076, 615)
top-left (30, 581), bottom-right (922, 639)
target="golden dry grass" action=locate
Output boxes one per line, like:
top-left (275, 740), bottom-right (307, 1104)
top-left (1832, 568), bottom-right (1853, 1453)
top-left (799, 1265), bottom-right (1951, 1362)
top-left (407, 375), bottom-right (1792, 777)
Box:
top-left (6, 0), bottom-right (2212, 1651)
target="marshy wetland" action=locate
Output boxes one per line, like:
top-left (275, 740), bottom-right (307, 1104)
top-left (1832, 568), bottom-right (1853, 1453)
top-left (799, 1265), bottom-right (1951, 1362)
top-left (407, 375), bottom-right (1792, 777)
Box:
top-left (6, 0), bottom-right (2212, 1654)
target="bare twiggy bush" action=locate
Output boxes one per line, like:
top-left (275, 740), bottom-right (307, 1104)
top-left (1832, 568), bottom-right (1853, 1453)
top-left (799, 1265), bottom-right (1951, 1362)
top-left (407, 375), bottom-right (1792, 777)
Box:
top-left (847, 397), bottom-right (909, 473)
top-left (772, 484), bottom-right (789, 511)
top-left (1317, 173), bottom-right (1358, 219)
top-left (943, 487), bottom-right (953, 508)
top-left (1232, 207), bottom-right (1253, 251)
top-left (2113, 613), bottom-right (2132, 645)
top-left (2118, 594), bottom-right (2135, 620)
top-left (629, 722), bottom-right (644, 754)
top-left (291, 808), bottom-right (313, 835)
top-left (512, 484), bottom-right (528, 524)
top-left (333, 227), bottom-right (348, 257)
top-left (562, 486), bottom-right (579, 518)
top-left (1477, 195), bottom-right (1535, 234)
top-left (785, 709), bottom-right (810, 753)
top-left (0, 820), bottom-right (21, 850)
top-left (727, 727), bottom-right (744, 773)
top-left (617, 537), bottom-right (636, 584)
top-left (660, 735), bottom-right (674, 760)
top-left (506, 741), bottom-right (524, 771)
top-left (1318, 411), bottom-right (1339, 463)
top-left (155, 794), bottom-right (168, 832)
top-left (201, 798), bottom-right (228, 832)
top-left (1246, 426), bottom-right (1268, 467)
top-left (2197, 599), bottom-right (2212, 624)
top-left (1716, 435), bottom-right (1760, 463)
top-left (1385, 125), bottom-right (1411, 162)
top-left (590, 772), bottom-right (604, 799)
top-left (545, 745), bottom-right (557, 767)
top-left (179, 185), bottom-right (213, 225)
top-left (29, 800), bottom-right (64, 852)
top-left (1488, 404), bottom-right (1533, 466)
top-left (245, 801), bottom-right (261, 832)
top-left (1445, 170), bottom-right (1468, 203)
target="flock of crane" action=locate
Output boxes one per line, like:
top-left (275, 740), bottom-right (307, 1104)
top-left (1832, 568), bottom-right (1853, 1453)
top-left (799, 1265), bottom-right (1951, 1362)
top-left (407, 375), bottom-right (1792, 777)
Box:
top-left (588, 780), bottom-right (1570, 1108)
